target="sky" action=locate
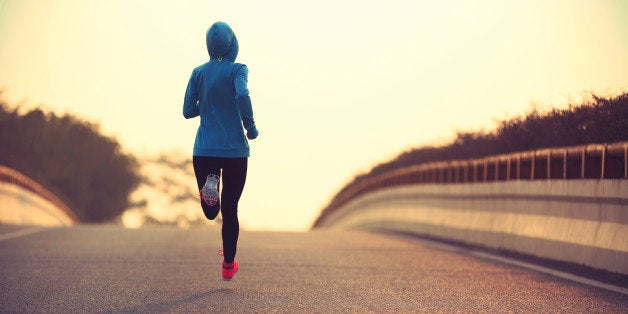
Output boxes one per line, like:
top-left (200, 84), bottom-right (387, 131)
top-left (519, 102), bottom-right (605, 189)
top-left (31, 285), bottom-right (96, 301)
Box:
top-left (1, 0), bottom-right (627, 231)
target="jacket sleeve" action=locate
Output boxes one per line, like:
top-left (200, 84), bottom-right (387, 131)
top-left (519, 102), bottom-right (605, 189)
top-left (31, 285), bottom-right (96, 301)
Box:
top-left (235, 65), bottom-right (258, 138)
top-left (183, 69), bottom-right (200, 119)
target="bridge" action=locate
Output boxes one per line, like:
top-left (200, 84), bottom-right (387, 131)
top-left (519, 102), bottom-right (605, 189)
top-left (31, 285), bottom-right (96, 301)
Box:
top-left (0, 165), bottom-right (76, 226)
top-left (314, 141), bottom-right (628, 275)
top-left (1, 142), bottom-right (627, 311)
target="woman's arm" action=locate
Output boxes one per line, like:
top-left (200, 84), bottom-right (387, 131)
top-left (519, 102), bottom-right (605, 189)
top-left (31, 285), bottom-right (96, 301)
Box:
top-left (183, 70), bottom-right (200, 119)
top-left (235, 65), bottom-right (258, 139)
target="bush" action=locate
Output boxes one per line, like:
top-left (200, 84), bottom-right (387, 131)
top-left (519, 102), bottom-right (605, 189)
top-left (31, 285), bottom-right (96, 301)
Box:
top-left (0, 96), bottom-right (141, 222)
top-left (330, 92), bottom-right (628, 203)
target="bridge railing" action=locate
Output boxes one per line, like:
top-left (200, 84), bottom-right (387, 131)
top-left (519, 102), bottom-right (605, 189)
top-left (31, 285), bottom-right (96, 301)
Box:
top-left (315, 141), bottom-right (628, 227)
top-left (0, 165), bottom-right (78, 222)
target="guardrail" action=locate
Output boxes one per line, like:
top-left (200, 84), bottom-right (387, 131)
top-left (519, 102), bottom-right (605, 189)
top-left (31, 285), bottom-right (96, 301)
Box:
top-left (315, 141), bottom-right (628, 227)
top-left (0, 165), bottom-right (78, 222)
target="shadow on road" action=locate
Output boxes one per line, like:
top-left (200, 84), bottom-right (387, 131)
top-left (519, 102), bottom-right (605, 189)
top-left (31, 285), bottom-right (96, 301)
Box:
top-left (105, 288), bottom-right (234, 312)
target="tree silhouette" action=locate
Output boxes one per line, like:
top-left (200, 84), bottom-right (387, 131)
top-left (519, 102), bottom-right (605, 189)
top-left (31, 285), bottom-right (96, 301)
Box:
top-left (0, 95), bottom-right (141, 222)
top-left (330, 92), bottom-right (628, 204)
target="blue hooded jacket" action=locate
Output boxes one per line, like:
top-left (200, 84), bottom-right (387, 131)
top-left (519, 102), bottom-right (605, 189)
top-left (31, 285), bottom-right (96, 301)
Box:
top-left (183, 22), bottom-right (258, 158)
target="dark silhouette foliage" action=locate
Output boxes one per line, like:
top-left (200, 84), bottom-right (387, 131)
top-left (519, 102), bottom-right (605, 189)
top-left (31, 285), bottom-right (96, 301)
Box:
top-left (331, 92), bottom-right (628, 203)
top-left (0, 96), bottom-right (141, 222)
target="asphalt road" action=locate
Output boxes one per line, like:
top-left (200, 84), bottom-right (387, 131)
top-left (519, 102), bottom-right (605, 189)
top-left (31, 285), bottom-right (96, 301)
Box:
top-left (0, 224), bottom-right (626, 312)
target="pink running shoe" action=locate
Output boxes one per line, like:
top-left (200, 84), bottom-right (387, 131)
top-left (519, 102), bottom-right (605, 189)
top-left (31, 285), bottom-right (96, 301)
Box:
top-left (199, 174), bottom-right (220, 206)
top-left (218, 250), bottom-right (238, 281)
top-left (222, 260), bottom-right (239, 282)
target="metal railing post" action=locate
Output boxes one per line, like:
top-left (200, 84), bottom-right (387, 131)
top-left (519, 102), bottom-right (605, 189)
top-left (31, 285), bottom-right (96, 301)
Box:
top-left (547, 150), bottom-right (552, 180)
top-left (581, 149), bottom-right (586, 179)
top-left (563, 149), bottom-right (567, 179)
top-left (506, 157), bottom-right (511, 181)
top-left (531, 153), bottom-right (535, 180)
top-left (517, 154), bottom-right (521, 180)
top-left (601, 144), bottom-right (606, 179)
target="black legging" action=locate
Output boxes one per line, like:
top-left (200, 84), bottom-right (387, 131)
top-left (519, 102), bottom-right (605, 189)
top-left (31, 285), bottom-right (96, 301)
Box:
top-left (193, 156), bottom-right (247, 263)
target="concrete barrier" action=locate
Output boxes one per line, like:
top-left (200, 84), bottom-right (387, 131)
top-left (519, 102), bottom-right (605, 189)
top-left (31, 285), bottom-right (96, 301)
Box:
top-left (0, 165), bottom-right (77, 226)
top-left (316, 180), bottom-right (627, 274)
top-left (0, 182), bottom-right (75, 226)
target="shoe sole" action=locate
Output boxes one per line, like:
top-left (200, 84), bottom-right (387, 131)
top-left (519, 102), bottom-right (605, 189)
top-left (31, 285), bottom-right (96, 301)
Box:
top-left (202, 189), bottom-right (219, 206)
top-left (202, 175), bottom-right (220, 206)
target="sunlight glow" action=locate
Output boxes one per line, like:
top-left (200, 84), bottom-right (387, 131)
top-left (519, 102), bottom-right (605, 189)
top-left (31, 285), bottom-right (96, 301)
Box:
top-left (1, 0), bottom-right (627, 230)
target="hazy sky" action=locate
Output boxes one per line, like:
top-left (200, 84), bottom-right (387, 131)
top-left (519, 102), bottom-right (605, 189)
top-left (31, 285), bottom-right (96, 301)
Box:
top-left (1, 0), bottom-right (627, 231)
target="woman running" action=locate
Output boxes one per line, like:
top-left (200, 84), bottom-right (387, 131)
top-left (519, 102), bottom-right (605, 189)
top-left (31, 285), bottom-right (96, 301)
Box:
top-left (183, 21), bottom-right (258, 281)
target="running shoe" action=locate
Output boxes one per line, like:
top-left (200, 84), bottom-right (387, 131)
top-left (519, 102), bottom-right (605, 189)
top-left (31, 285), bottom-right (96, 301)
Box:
top-left (222, 260), bottom-right (239, 281)
top-left (200, 174), bottom-right (220, 206)
top-left (218, 250), bottom-right (238, 281)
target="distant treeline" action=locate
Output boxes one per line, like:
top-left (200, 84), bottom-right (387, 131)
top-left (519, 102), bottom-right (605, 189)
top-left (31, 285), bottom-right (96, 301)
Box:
top-left (0, 96), bottom-right (141, 222)
top-left (330, 92), bottom-right (628, 203)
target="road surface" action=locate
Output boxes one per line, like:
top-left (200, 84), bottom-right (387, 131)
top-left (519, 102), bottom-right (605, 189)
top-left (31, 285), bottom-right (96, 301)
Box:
top-left (0, 224), bottom-right (626, 312)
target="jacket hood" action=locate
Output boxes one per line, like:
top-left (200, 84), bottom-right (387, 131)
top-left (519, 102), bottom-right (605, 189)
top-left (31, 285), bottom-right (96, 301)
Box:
top-left (206, 21), bottom-right (238, 62)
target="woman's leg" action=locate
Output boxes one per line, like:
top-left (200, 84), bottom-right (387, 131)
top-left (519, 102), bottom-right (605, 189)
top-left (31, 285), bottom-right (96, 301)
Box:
top-left (219, 157), bottom-right (247, 263)
top-left (192, 156), bottom-right (221, 220)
